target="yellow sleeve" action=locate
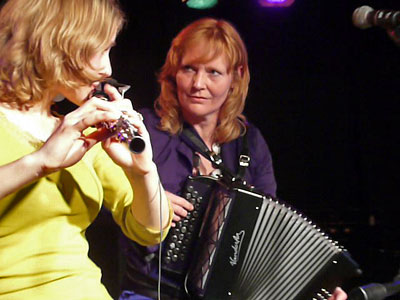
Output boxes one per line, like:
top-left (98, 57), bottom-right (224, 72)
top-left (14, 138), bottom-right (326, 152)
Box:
top-left (91, 145), bottom-right (172, 246)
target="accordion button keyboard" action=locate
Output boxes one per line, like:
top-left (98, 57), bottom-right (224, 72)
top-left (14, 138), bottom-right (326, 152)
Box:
top-left (162, 176), bottom-right (217, 274)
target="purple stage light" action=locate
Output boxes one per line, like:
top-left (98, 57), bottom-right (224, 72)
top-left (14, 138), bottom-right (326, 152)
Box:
top-left (258, 0), bottom-right (295, 7)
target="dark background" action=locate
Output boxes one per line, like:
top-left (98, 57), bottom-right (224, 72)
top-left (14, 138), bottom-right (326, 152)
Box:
top-left (87, 0), bottom-right (400, 298)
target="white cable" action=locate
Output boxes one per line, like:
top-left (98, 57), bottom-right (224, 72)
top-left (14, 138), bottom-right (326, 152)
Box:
top-left (157, 179), bottom-right (163, 300)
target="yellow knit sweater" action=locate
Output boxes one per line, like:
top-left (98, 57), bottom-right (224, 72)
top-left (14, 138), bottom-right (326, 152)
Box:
top-left (0, 112), bottom-right (169, 299)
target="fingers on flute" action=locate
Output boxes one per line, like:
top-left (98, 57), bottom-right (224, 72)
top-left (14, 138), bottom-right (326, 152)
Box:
top-left (103, 83), bottom-right (122, 100)
top-left (71, 111), bottom-right (120, 131)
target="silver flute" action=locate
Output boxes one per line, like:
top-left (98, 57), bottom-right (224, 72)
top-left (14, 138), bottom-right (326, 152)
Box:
top-left (93, 78), bottom-right (145, 154)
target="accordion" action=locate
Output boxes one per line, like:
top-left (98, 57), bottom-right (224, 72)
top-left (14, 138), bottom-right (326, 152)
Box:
top-left (162, 175), bottom-right (361, 300)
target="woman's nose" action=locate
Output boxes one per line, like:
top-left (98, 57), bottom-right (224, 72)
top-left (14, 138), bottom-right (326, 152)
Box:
top-left (100, 55), bottom-right (112, 78)
top-left (192, 71), bottom-right (206, 89)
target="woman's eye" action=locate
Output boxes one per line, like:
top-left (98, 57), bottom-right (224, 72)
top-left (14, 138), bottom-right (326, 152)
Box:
top-left (210, 69), bottom-right (221, 76)
top-left (105, 42), bottom-right (116, 53)
top-left (183, 65), bottom-right (194, 72)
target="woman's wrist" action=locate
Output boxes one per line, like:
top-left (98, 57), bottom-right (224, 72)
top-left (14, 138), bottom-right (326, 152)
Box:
top-left (27, 150), bottom-right (57, 178)
top-left (124, 161), bottom-right (158, 179)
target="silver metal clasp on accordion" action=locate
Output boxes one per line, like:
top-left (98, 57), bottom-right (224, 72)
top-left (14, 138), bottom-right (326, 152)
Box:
top-left (162, 176), bottom-right (362, 300)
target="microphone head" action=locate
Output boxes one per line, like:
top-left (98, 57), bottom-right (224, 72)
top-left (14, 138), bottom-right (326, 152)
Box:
top-left (348, 283), bottom-right (387, 300)
top-left (353, 5), bottom-right (374, 29)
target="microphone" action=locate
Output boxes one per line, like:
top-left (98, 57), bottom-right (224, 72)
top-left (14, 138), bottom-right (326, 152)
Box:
top-left (353, 6), bottom-right (400, 30)
top-left (348, 280), bottom-right (400, 300)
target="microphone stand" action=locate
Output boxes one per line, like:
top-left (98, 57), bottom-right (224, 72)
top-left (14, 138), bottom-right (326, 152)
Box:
top-left (348, 268), bottom-right (400, 300)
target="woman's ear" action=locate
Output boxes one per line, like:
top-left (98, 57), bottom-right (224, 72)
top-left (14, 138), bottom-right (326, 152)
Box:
top-left (237, 65), bottom-right (244, 78)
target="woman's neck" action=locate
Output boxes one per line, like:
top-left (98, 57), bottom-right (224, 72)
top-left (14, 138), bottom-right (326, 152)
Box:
top-left (0, 95), bottom-right (61, 141)
top-left (185, 112), bottom-right (219, 149)
top-left (192, 121), bottom-right (217, 150)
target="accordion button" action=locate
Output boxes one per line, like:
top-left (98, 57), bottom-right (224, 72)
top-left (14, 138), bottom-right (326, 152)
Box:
top-left (171, 235), bottom-right (178, 242)
top-left (173, 248), bottom-right (180, 254)
top-left (190, 198), bottom-right (196, 204)
top-left (193, 211), bottom-right (199, 217)
top-left (192, 190), bottom-right (198, 197)
top-left (186, 232), bottom-right (192, 239)
top-left (189, 225), bottom-right (195, 232)
top-left (184, 192), bottom-right (191, 200)
top-left (164, 257), bottom-right (171, 264)
top-left (182, 246), bottom-right (188, 253)
top-left (178, 234), bottom-right (184, 240)
top-left (169, 242), bottom-right (176, 249)
top-left (177, 240), bottom-right (183, 248)
top-left (179, 254), bottom-right (185, 261)
top-left (187, 185), bottom-right (194, 192)
top-left (181, 227), bottom-right (187, 233)
top-left (197, 197), bottom-right (202, 203)
top-left (166, 250), bottom-right (173, 256)
top-left (172, 254), bottom-right (178, 262)
top-left (183, 239), bottom-right (190, 246)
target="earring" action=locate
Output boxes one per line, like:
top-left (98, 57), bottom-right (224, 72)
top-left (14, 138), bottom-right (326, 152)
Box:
top-left (53, 94), bottom-right (65, 102)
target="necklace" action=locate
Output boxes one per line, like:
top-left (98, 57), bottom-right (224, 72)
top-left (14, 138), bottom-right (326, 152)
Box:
top-left (193, 143), bottom-right (221, 177)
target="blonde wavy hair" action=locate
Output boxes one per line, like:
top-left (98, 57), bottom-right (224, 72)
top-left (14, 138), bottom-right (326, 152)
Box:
top-left (156, 18), bottom-right (250, 144)
top-left (0, 0), bottom-right (125, 108)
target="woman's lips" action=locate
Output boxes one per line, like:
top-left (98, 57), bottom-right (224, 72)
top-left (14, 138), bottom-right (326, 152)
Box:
top-left (189, 95), bottom-right (208, 101)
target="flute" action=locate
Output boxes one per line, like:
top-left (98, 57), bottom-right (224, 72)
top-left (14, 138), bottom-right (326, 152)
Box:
top-left (93, 78), bottom-right (145, 154)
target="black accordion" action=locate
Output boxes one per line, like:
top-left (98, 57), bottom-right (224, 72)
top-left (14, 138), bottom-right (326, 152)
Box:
top-left (162, 175), bottom-right (361, 300)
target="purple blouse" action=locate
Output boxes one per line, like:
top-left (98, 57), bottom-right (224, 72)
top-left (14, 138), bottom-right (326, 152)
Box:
top-left (142, 108), bottom-right (277, 197)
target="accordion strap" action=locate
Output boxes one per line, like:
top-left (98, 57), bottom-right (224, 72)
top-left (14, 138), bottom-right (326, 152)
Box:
top-left (237, 129), bottom-right (250, 180)
top-left (181, 126), bottom-right (250, 183)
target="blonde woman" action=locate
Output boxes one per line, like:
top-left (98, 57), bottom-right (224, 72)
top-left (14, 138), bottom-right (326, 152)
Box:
top-left (0, 0), bottom-right (171, 299)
